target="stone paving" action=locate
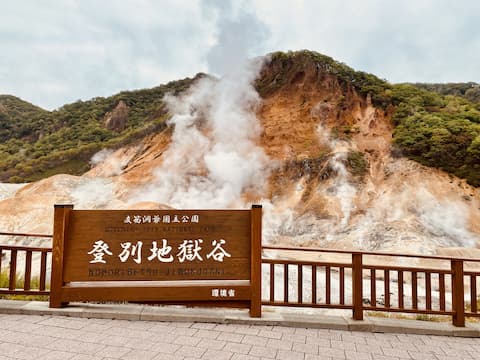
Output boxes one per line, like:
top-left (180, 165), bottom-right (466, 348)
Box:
top-left (0, 314), bottom-right (479, 360)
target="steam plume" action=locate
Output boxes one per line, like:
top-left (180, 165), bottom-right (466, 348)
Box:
top-left (130, 0), bottom-right (271, 209)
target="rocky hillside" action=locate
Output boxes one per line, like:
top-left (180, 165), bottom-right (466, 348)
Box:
top-left (0, 50), bottom-right (479, 258)
top-left (1, 52), bottom-right (479, 186)
top-left (0, 76), bottom-right (198, 183)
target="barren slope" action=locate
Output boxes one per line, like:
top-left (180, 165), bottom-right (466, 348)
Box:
top-left (0, 54), bottom-right (478, 260)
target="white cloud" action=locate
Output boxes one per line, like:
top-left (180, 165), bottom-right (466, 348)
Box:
top-left (0, 0), bottom-right (213, 109)
top-left (0, 0), bottom-right (479, 109)
top-left (253, 0), bottom-right (480, 83)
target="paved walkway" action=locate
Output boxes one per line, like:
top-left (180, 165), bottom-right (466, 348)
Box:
top-left (0, 313), bottom-right (479, 360)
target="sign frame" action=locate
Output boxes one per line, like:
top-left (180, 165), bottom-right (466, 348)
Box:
top-left (49, 204), bottom-right (262, 317)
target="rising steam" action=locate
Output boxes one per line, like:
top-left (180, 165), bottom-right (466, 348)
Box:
top-left (130, 59), bottom-right (270, 209)
top-left (130, 0), bottom-right (271, 209)
top-left (92, 2), bottom-right (479, 252)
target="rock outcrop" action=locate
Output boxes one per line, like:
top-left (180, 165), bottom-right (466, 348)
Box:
top-left (104, 100), bottom-right (128, 131)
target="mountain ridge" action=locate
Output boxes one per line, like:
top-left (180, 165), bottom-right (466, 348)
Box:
top-left (0, 50), bottom-right (479, 186)
top-left (0, 50), bottom-right (478, 257)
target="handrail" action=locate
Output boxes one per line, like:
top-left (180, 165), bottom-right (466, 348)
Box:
top-left (0, 232), bottom-right (53, 238)
top-left (0, 241), bottom-right (52, 296)
top-left (262, 245), bottom-right (480, 263)
top-left (0, 245), bottom-right (52, 252)
top-left (1, 232), bottom-right (479, 327)
top-left (263, 245), bottom-right (480, 327)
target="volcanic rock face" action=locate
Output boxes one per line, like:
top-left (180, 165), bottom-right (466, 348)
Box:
top-left (254, 55), bottom-right (477, 250)
top-left (0, 54), bottom-right (479, 259)
top-left (104, 100), bottom-right (128, 131)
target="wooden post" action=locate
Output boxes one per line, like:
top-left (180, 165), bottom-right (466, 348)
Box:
top-left (8, 249), bottom-right (17, 290)
top-left (50, 204), bottom-right (73, 308)
top-left (250, 205), bottom-right (262, 317)
top-left (451, 259), bottom-right (465, 327)
top-left (352, 253), bottom-right (363, 320)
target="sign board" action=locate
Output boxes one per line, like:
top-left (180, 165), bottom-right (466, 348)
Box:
top-left (50, 205), bottom-right (262, 317)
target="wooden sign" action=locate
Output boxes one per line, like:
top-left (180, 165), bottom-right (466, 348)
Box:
top-left (50, 205), bottom-right (262, 317)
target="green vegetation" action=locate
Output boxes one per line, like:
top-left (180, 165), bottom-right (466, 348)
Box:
top-left (0, 270), bottom-right (49, 301)
top-left (347, 151), bottom-right (369, 178)
top-left (257, 50), bottom-right (392, 108)
top-left (411, 82), bottom-right (480, 105)
top-left (1, 50), bottom-right (479, 187)
top-left (391, 84), bottom-right (480, 186)
top-left (258, 51), bottom-right (480, 187)
top-left (0, 75), bottom-right (199, 182)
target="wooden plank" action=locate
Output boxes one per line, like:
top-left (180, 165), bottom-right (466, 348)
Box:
top-left (24, 251), bottom-right (32, 290)
top-left (261, 301), bottom-right (352, 309)
top-left (298, 265), bottom-right (303, 303)
top-left (425, 272), bottom-right (432, 310)
top-left (364, 264), bottom-right (451, 274)
top-left (62, 284), bottom-right (251, 302)
top-left (262, 259), bottom-right (351, 268)
top-left (263, 245), bottom-right (480, 263)
top-left (370, 269), bottom-right (376, 306)
top-left (312, 265), bottom-right (317, 304)
top-left (384, 270), bottom-right (390, 308)
top-left (250, 205), bottom-right (262, 317)
top-left (9, 249), bottom-right (17, 290)
top-left (362, 306), bottom-right (453, 315)
top-left (412, 271), bottom-right (418, 309)
top-left (269, 263), bottom-right (275, 302)
top-left (352, 253), bottom-right (363, 320)
top-left (398, 271), bottom-right (404, 309)
top-left (0, 232), bottom-right (52, 238)
top-left (465, 271), bottom-right (480, 276)
top-left (325, 266), bottom-right (331, 305)
top-left (451, 260), bottom-right (465, 327)
top-left (439, 273), bottom-right (446, 311)
top-left (0, 289), bottom-right (50, 296)
top-left (0, 245), bottom-right (51, 252)
top-left (40, 252), bottom-right (48, 291)
top-left (471, 275), bottom-right (477, 313)
top-left (464, 312), bottom-right (480, 318)
top-left (340, 267), bottom-right (345, 305)
top-left (50, 204), bottom-right (73, 308)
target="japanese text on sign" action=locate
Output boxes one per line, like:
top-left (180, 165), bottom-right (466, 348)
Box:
top-left (211, 288), bottom-right (236, 297)
top-left (87, 238), bottom-right (231, 265)
top-left (123, 214), bottom-right (200, 224)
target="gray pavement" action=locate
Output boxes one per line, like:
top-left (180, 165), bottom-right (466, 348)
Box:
top-left (1, 312), bottom-right (480, 360)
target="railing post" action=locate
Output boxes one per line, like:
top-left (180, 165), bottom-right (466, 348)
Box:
top-left (8, 249), bottom-right (17, 290)
top-left (352, 253), bottom-right (363, 320)
top-left (50, 204), bottom-right (73, 308)
top-left (451, 259), bottom-right (465, 327)
top-left (250, 205), bottom-right (262, 317)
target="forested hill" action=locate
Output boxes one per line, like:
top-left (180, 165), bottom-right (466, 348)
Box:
top-left (0, 75), bottom-right (198, 182)
top-left (1, 50), bottom-right (479, 186)
top-left (410, 82), bottom-right (480, 104)
top-left (258, 51), bottom-right (480, 186)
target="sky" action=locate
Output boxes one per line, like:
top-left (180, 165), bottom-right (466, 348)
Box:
top-left (0, 0), bottom-right (479, 110)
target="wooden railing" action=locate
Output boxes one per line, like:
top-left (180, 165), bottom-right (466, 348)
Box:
top-left (262, 245), bottom-right (480, 326)
top-left (1, 232), bottom-right (480, 327)
top-left (0, 232), bottom-right (52, 296)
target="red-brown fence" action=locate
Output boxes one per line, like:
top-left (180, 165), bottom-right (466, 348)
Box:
top-left (1, 232), bottom-right (480, 326)
top-left (0, 232), bottom-right (52, 296)
top-left (262, 245), bottom-right (480, 327)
